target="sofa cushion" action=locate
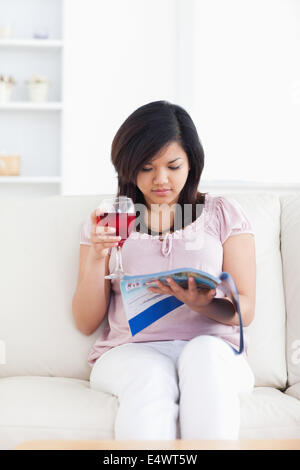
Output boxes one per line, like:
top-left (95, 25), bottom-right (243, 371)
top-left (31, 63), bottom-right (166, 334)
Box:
top-left (0, 376), bottom-right (117, 450)
top-left (1, 378), bottom-right (300, 449)
top-left (0, 195), bottom-right (111, 381)
top-left (280, 194), bottom-right (300, 387)
top-left (239, 386), bottom-right (300, 439)
top-left (224, 193), bottom-right (287, 389)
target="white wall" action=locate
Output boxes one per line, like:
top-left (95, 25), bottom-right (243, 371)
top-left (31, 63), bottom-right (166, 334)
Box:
top-left (192, 0), bottom-right (300, 185)
top-left (62, 0), bottom-right (177, 195)
top-left (62, 0), bottom-right (300, 196)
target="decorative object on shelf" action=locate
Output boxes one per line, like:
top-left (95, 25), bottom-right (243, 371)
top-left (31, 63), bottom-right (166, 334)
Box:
top-left (0, 153), bottom-right (20, 176)
top-left (25, 75), bottom-right (50, 102)
top-left (0, 75), bottom-right (16, 103)
top-left (33, 28), bottom-right (49, 40)
top-left (0, 24), bottom-right (13, 38)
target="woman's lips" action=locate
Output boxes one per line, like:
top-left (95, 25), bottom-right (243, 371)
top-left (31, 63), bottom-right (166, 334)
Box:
top-left (152, 189), bottom-right (171, 195)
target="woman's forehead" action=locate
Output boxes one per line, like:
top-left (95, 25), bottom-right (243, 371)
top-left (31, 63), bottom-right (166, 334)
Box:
top-left (147, 142), bottom-right (188, 164)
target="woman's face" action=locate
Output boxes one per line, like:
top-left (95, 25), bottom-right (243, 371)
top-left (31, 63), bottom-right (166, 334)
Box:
top-left (136, 141), bottom-right (190, 209)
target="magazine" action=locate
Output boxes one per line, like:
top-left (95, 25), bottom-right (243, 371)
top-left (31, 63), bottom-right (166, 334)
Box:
top-left (120, 268), bottom-right (244, 354)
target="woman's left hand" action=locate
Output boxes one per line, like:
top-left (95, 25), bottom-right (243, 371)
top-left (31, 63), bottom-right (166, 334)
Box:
top-left (146, 277), bottom-right (217, 311)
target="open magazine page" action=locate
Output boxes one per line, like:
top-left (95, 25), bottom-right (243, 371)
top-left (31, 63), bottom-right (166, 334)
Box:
top-left (120, 269), bottom-right (244, 354)
top-left (120, 268), bottom-right (244, 354)
top-left (120, 268), bottom-right (223, 333)
top-left (121, 268), bottom-right (220, 291)
top-left (119, 281), bottom-right (183, 336)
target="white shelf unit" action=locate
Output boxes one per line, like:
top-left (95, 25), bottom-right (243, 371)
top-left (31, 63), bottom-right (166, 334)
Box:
top-left (0, 0), bottom-right (64, 198)
top-left (0, 176), bottom-right (62, 183)
top-left (0, 102), bottom-right (63, 111)
top-left (0, 39), bottom-right (63, 49)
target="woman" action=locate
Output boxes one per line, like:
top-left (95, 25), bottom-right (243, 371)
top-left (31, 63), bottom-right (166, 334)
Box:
top-left (72, 100), bottom-right (256, 440)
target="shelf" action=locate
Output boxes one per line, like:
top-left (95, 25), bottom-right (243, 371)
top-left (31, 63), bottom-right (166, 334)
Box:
top-left (0, 176), bottom-right (62, 184)
top-left (0, 39), bottom-right (63, 49)
top-left (0, 0), bottom-right (64, 198)
top-left (0, 102), bottom-right (63, 111)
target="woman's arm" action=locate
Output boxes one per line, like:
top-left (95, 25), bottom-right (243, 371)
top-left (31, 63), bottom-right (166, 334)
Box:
top-left (196, 233), bottom-right (256, 327)
top-left (195, 294), bottom-right (253, 327)
top-left (72, 246), bottom-right (111, 335)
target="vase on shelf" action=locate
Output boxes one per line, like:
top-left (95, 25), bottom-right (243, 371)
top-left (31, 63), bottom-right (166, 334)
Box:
top-left (0, 24), bottom-right (13, 38)
top-left (26, 75), bottom-right (50, 102)
top-left (0, 75), bottom-right (15, 103)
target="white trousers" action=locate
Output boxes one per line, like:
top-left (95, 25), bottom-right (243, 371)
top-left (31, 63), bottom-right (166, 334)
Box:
top-left (89, 335), bottom-right (255, 440)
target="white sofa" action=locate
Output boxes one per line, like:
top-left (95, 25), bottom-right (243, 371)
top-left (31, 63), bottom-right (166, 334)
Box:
top-left (1, 192), bottom-right (300, 450)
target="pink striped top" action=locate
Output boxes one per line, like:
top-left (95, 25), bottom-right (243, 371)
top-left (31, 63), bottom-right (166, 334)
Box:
top-left (79, 193), bottom-right (255, 367)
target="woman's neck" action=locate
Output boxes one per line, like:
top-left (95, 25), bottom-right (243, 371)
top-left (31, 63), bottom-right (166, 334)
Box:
top-left (143, 205), bottom-right (175, 234)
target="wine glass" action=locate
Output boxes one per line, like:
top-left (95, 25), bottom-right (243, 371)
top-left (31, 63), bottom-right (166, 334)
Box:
top-left (96, 196), bottom-right (136, 280)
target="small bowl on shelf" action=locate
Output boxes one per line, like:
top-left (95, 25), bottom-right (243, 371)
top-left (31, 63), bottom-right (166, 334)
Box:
top-left (33, 28), bottom-right (49, 40)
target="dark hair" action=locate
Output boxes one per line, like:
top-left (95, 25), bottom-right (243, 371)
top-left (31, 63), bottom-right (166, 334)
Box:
top-left (111, 100), bottom-right (207, 232)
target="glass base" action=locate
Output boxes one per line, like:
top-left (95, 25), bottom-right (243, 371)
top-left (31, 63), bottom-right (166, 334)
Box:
top-left (104, 272), bottom-right (124, 280)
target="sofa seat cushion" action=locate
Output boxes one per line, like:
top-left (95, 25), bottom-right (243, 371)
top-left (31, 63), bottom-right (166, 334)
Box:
top-left (240, 386), bottom-right (300, 439)
top-left (0, 376), bottom-right (118, 450)
top-left (2, 378), bottom-right (300, 449)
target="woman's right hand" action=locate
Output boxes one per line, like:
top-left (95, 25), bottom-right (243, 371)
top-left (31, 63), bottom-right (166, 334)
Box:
top-left (90, 209), bottom-right (121, 260)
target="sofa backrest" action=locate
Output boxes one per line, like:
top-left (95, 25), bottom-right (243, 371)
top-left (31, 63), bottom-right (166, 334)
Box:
top-left (226, 193), bottom-right (287, 389)
top-left (280, 194), bottom-right (300, 388)
top-left (0, 192), bottom-right (292, 388)
top-left (0, 194), bottom-right (108, 381)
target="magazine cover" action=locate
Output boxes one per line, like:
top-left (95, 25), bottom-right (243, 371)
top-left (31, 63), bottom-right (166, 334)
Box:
top-left (120, 268), bottom-right (244, 355)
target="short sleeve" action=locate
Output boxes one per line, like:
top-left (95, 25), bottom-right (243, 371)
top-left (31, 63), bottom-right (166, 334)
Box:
top-left (79, 216), bottom-right (92, 246)
top-left (214, 196), bottom-right (254, 245)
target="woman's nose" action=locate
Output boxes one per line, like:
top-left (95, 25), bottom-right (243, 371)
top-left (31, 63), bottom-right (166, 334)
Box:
top-left (153, 168), bottom-right (169, 184)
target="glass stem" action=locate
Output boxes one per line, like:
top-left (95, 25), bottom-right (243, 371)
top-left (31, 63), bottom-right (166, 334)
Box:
top-left (115, 246), bottom-right (124, 274)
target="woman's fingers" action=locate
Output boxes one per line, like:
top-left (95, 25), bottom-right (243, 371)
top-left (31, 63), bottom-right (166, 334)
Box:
top-left (88, 208), bottom-right (121, 258)
top-left (95, 224), bottom-right (116, 235)
top-left (188, 276), bottom-right (198, 292)
top-left (90, 208), bottom-right (103, 225)
top-left (91, 234), bottom-right (120, 245)
top-left (94, 227), bottom-right (121, 243)
top-left (90, 209), bottom-right (118, 240)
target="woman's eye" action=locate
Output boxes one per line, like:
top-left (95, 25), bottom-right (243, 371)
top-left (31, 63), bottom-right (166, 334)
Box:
top-left (141, 166), bottom-right (181, 172)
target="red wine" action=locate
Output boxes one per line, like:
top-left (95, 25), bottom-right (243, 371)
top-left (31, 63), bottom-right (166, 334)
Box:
top-left (96, 212), bottom-right (136, 247)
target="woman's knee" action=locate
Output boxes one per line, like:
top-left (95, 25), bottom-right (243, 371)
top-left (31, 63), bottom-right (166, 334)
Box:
top-left (90, 343), bottom-right (178, 399)
top-left (177, 335), bottom-right (234, 372)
